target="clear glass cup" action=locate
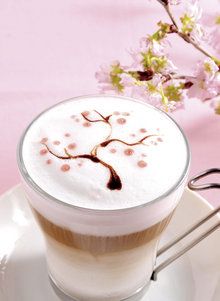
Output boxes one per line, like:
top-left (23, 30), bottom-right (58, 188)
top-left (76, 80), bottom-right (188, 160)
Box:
top-left (17, 95), bottom-right (190, 301)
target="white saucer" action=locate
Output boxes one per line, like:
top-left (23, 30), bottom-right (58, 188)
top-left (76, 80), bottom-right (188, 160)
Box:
top-left (0, 185), bottom-right (219, 301)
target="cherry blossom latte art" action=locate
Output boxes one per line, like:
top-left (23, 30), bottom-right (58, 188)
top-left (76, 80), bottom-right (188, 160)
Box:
top-left (18, 95), bottom-right (189, 301)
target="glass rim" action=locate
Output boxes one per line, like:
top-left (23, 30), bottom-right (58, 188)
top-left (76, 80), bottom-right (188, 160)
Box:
top-left (17, 94), bottom-right (190, 213)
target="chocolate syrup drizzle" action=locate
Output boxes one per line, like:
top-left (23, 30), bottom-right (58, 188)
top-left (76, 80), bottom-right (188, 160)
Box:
top-left (42, 111), bottom-right (157, 191)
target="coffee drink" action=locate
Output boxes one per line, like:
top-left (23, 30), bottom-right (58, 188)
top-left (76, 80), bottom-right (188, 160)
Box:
top-left (18, 95), bottom-right (189, 300)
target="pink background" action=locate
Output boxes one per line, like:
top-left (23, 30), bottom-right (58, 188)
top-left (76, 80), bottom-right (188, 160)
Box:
top-left (0, 0), bottom-right (219, 206)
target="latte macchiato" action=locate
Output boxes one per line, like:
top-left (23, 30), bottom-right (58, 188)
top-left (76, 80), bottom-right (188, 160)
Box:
top-left (18, 95), bottom-right (189, 301)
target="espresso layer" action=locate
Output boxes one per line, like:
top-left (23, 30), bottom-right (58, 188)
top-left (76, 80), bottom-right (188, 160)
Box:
top-left (32, 207), bottom-right (173, 254)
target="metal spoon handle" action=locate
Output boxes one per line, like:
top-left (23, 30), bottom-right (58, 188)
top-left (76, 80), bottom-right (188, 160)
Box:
top-left (151, 168), bottom-right (220, 281)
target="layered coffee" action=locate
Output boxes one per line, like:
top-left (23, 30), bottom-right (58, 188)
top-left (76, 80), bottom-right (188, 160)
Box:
top-left (19, 95), bottom-right (189, 301)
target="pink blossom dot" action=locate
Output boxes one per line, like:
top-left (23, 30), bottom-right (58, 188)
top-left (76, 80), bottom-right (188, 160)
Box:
top-left (130, 133), bottom-right (136, 137)
top-left (70, 115), bottom-right (76, 119)
top-left (40, 137), bottom-right (48, 143)
top-left (122, 112), bottom-right (130, 116)
top-left (141, 153), bottom-right (147, 157)
top-left (113, 111), bottom-right (120, 115)
top-left (82, 111), bottom-right (90, 116)
top-left (64, 133), bottom-right (71, 137)
top-left (40, 149), bottom-right (48, 155)
top-left (46, 159), bottom-right (52, 165)
top-left (124, 148), bottom-right (134, 156)
top-left (117, 118), bottom-right (126, 125)
top-left (157, 137), bottom-right (163, 142)
top-left (61, 164), bottom-right (70, 172)
top-left (75, 118), bottom-right (80, 122)
top-left (83, 121), bottom-right (91, 127)
top-left (53, 140), bottom-right (60, 145)
top-left (78, 163), bottom-right (82, 167)
top-left (157, 128), bottom-right (160, 131)
top-left (140, 128), bottom-right (147, 133)
top-left (68, 143), bottom-right (77, 150)
top-left (110, 148), bottom-right (116, 153)
top-left (137, 160), bottom-right (147, 168)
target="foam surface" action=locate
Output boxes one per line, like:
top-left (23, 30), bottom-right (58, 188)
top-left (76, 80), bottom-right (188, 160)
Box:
top-left (22, 96), bottom-right (188, 210)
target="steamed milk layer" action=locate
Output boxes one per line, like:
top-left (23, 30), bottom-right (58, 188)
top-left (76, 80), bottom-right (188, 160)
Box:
top-left (20, 96), bottom-right (188, 300)
top-left (46, 236), bottom-right (158, 301)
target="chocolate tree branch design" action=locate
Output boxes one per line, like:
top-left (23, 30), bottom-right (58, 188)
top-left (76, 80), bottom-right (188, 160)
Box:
top-left (100, 135), bottom-right (157, 148)
top-left (81, 110), bottom-right (112, 140)
top-left (42, 111), bottom-right (157, 190)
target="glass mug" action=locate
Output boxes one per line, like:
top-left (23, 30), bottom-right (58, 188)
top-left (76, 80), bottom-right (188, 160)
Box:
top-left (17, 95), bottom-right (190, 301)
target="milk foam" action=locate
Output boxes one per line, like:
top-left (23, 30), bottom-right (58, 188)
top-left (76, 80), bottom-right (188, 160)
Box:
top-left (22, 96), bottom-right (188, 210)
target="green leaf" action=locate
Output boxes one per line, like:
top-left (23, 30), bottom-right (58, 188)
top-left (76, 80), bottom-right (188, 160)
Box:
top-left (110, 62), bottom-right (124, 92)
top-left (180, 14), bottom-right (194, 34)
top-left (160, 87), bottom-right (169, 105)
top-left (147, 82), bottom-right (158, 93)
top-left (164, 84), bottom-right (182, 102)
top-left (150, 21), bottom-right (173, 42)
top-left (141, 50), bottom-right (167, 73)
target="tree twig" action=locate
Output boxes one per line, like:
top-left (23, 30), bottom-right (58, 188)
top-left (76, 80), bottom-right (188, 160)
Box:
top-left (164, 4), bottom-right (178, 29)
top-left (156, 1), bottom-right (220, 64)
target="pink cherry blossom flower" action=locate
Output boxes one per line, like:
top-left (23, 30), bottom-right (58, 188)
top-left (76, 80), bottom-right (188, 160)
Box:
top-left (196, 58), bottom-right (219, 81)
top-left (210, 28), bottom-right (220, 53)
top-left (185, 0), bottom-right (203, 21)
top-left (187, 58), bottom-right (220, 101)
top-left (129, 35), bottom-right (167, 67)
top-left (128, 49), bottom-right (144, 70)
top-left (129, 74), bottom-right (163, 103)
top-left (202, 13), bottom-right (220, 53)
top-left (128, 37), bottom-right (166, 70)
top-left (145, 75), bottom-right (165, 104)
top-left (160, 100), bottom-right (185, 112)
top-left (129, 36), bottom-right (176, 74)
top-left (119, 73), bottom-right (136, 87)
top-left (95, 61), bottom-right (126, 93)
top-left (181, 0), bottom-right (205, 44)
top-left (162, 58), bottom-right (177, 74)
top-left (131, 84), bottom-right (149, 100)
top-left (118, 73), bottom-right (137, 96)
top-left (95, 64), bottom-right (112, 84)
top-left (186, 81), bottom-right (217, 100)
top-left (187, 77), bottom-right (219, 101)
top-left (145, 38), bottom-right (166, 56)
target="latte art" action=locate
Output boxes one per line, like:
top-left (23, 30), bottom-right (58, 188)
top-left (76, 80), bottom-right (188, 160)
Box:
top-left (22, 96), bottom-right (187, 210)
top-left (40, 110), bottom-right (160, 191)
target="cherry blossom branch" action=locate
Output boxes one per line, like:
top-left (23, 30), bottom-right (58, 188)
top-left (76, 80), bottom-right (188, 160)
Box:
top-left (157, 1), bottom-right (220, 65)
top-left (161, 73), bottom-right (196, 84)
top-left (179, 33), bottom-right (216, 60)
top-left (96, 1), bottom-right (220, 114)
top-left (163, 3), bottom-right (178, 28)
